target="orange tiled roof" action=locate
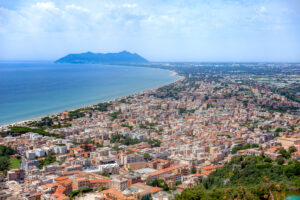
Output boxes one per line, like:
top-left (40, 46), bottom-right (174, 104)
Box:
top-left (52, 186), bottom-right (69, 200)
top-left (149, 164), bottom-right (187, 176)
top-left (201, 171), bottom-right (212, 176)
top-left (200, 165), bottom-right (222, 171)
top-left (194, 173), bottom-right (203, 177)
top-left (128, 148), bottom-right (140, 153)
top-left (40, 182), bottom-right (59, 190)
top-left (185, 116), bottom-right (201, 120)
top-left (53, 186), bottom-right (66, 194)
top-left (59, 179), bottom-right (72, 185)
top-left (266, 146), bottom-right (281, 152)
top-left (101, 188), bottom-right (127, 200)
top-left (152, 187), bottom-right (163, 193)
top-left (119, 168), bottom-right (129, 174)
top-left (55, 176), bottom-right (69, 181)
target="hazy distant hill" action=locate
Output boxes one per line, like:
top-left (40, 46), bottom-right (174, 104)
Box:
top-left (55, 51), bottom-right (149, 64)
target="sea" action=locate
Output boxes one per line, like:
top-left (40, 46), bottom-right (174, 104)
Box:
top-left (0, 61), bottom-right (178, 125)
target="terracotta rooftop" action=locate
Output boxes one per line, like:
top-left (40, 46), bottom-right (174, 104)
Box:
top-left (152, 187), bottom-right (163, 193)
top-left (149, 164), bottom-right (187, 176)
top-left (201, 171), bottom-right (212, 176)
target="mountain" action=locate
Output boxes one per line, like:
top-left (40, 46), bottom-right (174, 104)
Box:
top-left (55, 51), bottom-right (149, 64)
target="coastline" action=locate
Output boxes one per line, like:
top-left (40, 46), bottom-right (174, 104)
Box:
top-left (0, 67), bottom-right (184, 129)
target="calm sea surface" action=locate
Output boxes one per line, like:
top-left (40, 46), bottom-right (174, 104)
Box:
top-left (0, 61), bottom-right (178, 125)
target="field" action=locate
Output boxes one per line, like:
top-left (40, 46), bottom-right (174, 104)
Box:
top-left (9, 158), bottom-right (21, 169)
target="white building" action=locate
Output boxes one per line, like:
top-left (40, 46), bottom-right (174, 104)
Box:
top-left (26, 150), bottom-right (36, 160)
top-left (34, 148), bottom-right (46, 157)
top-left (52, 145), bottom-right (67, 154)
top-left (29, 133), bottom-right (39, 139)
top-left (99, 163), bottom-right (119, 175)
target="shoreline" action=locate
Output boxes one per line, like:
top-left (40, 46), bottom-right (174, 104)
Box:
top-left (0, 68), bottom-right (184, 129)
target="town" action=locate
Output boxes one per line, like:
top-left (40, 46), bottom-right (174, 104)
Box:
top-left (0, 63), bottom-right (299, 200)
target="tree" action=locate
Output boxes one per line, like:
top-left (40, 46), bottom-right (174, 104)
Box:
top-left (276, 158), bottom-right (284, 165)
top-left (0, 156), bottom-right (10, 171)
top-left (0, 145), bottom-right (15, 156)
top-left (279, 148), bottom-right (290, 159)
top-left (264, 157), bottom-right (272, 163)
top-left (143, 153), bottom-right (150, 160)
top-left (288, 146), bottom-right (297, 154)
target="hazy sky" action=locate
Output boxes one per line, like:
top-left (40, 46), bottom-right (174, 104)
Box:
top-left (0, 0), bottom-right (299, 62)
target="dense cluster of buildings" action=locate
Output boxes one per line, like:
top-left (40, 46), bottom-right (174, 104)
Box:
top-left (0, 72), bottom-right (299, 200)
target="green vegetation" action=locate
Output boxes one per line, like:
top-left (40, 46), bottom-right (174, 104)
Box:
top-left (7, 126), bottom-right (64, 138)
top-left (277, 146), bottom-right (297, 159)
top-left (0, 145), bottom-right (19, 171)
top-left (68, 188), bottom-right (93, 200)
top-left (0, 145), bottom-right (15, 156)
top-left (110, 134), bottom-right (140, 145)
top-left (38, 155), bottom-right (56, 169)
top-left (259, 125), bottom-right (272, 131)
top-left (143, 153), bottom-right (150, 160)
top-left (0, 157), bottom-right (10, 171)
top-left (0, 132), bottom-right (8, 137)
top-left (178, 108), bottom-right (195, 114)
top-left (139, 122), bottom-right (158, 129)
top-left (119, 98), bottom-right (131, 104)
top-left (156, 128), bottom-right (164, 135)
top-left (175, 183), bottom-right (295, 200)
top-left (279, 148), bottom-right (290, 159)
top-left (289, 146), bottom-right (297, 154)
top-left (145, 139), bottom-right (161, 148)
top-left (258, 104), bottom-right (298, 113)
top-left (275, 127), bottom-right (286, 133)
top-left (175, 155), bottom-right (300, 200)
top-left (9, 158), bottom-right (21, 169)
top-left (110, 109), bottom-right (121, 119)
top-left (110, 134), bottom-right (161, 147)
top-left (276, 157), bottom-right (285, 165)
top-left (95, 142), bottom-right (103, 148)
top-left (231, 143), bottom-right (259, 154)
top-left (147, 179), bottom-right (170, 191)
top-left (100, 172), bottom-right (110, 177)
top-left (112, 146), bottom-right (123, 151)
top-left (69, 109), bottom-right (85, 119)
top-left (121, 124), bottom-right (133, 130)
top-left (202, 155), bottom-right (300, 188)
top-left (28, 116), bottom-right (72, 129)
top-left (96, 102), bottom-right (112, 112)
top-left (217, 134), bottom-right (231, 138)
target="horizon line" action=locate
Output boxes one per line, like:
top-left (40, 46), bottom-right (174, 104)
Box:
top-left (0, 60), bottom-right (300, 64)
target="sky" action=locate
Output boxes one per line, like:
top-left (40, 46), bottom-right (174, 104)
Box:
top-left (0, 0), bottom-right (299, 62)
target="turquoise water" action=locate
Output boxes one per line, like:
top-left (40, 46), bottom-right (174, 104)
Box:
top-left (0, 61), bottom-right (178, 125)
top-left (286, 196), bottom-right (300, 200)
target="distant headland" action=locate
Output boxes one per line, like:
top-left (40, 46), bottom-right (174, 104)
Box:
top-left (55, 50), bottom-right (149, 64)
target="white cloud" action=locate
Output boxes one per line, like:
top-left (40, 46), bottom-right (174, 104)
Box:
top-left (0, 0), bottom-right (299, 61)
top-left (32, 2), bottom-right (58, 11)
top-left (259, 6), bottom-right (266, 13)
top-left (65, 4), bottom-right (90, 13)
top-left (121, 3), bottom-right (137, 8)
